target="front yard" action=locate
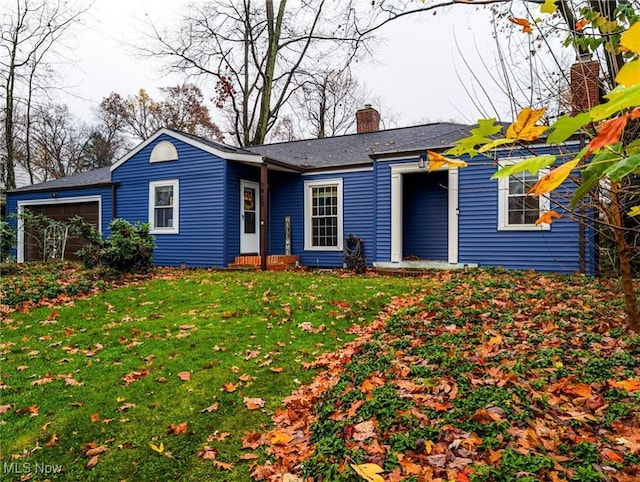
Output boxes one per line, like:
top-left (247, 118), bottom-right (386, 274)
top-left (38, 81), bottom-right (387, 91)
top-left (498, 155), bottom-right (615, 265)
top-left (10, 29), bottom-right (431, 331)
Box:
top-left (1, 264), bottom-right (639, 481)
top-left (0, 265), bottom-right (423, 481)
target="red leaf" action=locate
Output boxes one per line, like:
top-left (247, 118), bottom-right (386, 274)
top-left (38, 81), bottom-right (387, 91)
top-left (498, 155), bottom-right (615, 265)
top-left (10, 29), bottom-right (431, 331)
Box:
top-left (177, 371), bottom-right (191, 381)
top-left (535, 210), bottom-right (561, 226)
top-left (575, 18), bottom-right (588, 31)
top-left (586, 114), bottom-right (629, 157)
top-left (168, 422), bottom-right (188, 435)
top-left (509, 17), bottom-right (532, 34)
top-left (123, 369), bottom-right (149, 385)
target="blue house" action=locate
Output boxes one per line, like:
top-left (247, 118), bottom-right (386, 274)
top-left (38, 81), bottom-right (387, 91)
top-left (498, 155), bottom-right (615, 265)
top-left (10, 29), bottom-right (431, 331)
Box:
top-left (6, 105), bottom-right (595, 274)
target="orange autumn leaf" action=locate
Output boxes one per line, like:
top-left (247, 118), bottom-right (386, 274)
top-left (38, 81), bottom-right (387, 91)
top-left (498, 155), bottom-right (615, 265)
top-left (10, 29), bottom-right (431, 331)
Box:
top-left (177, 371), bottom-right (191, 381)
top-left (610, 379), bottom-right (640, 391)
top-left (575, 18), bottom-right (588, 31)
top-left (506, 107), bottom-right (548, 141)
top-left (242, 431), bottom-right (265, 449)
top-left (45, 433), bottom-right (58, 447)
top-left (509, 17), bottom-right (532, 34)
top-left (223, 382), bottom-right (239, 393)
top-left (213, 460), bottom-right (234, 470)
top-left (90, 412), bottom-right (101, 423)
top-left (201, 402), bottom-right (219, 413)
top-left (270, 430), bottom-right (293, 445)
top-left (535, 210), bottom-right (561, 226)
top-left (85, 455), bottom-right (100, 469)
top-left (602, 448), bottom-right (625, 463)
top-left (426, 150), bottom-right (468, 171)
top-left (528, 159), bottom-right (579, 197)
top-left (168, 422), bottom-right (188, 435)
top-left (243, 397), bottom-right (265, 410)
top-left (586, 114), bottom-right (629, 157)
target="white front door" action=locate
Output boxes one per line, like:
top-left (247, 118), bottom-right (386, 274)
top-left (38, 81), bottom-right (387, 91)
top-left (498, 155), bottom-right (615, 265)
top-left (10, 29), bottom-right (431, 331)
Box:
top-left (240, 180), bottom-right (260, 254)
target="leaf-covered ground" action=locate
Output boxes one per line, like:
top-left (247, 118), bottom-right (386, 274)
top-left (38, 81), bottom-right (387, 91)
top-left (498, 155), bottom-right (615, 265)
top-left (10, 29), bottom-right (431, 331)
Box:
top-left (252, 270), bottom-right (640, 482)
top-left (0, 265), bottom-right (425, 481)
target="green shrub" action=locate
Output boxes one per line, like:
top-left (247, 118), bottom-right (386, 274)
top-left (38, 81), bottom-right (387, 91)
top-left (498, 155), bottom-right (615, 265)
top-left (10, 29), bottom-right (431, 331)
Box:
top-left (0, 217), bottom-right (16, 262)
top-left (69, 217), bottom-right (155, 272)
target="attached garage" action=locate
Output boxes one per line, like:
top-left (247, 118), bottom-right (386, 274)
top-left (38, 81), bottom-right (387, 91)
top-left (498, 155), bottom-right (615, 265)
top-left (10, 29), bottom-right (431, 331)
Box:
top-left (5, 167), bottom-right (113, 263)
top-left (19, 198), bottom-right (101, 261)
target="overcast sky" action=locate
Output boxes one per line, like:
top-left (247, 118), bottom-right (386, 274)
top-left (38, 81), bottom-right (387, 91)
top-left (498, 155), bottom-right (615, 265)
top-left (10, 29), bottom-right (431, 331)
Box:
top-left (61, 1), bottom-right (511, 131)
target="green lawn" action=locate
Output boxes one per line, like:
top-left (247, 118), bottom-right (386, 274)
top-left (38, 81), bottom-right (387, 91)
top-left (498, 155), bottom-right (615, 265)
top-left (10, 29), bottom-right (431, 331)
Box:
top-left (0, 267), bottom-right (423, 481)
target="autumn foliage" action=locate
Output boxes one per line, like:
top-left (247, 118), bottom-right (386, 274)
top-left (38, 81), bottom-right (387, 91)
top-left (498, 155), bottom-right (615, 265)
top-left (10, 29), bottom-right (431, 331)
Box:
top-left (252, 270), bottom-right (640, 481)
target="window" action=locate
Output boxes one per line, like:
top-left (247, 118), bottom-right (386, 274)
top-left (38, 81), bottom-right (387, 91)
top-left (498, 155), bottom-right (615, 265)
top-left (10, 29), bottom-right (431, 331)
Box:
top-left (149, 180), bottom-right (179, 234)
top-left (304, 179), bottom-right (343, 250)
top-left (150, 141), bottom-right (179, 163)
top-left (498, 161), bottom-right (550, 231)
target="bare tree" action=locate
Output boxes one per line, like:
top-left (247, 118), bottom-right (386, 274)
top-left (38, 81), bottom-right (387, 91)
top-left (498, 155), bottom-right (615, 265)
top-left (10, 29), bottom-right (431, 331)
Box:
top-left (140, 0), bottom-right (382, 146)
top-left (297, 68), bottom-right (366, 138)
top-left (30, 103), bottom-right (87, 179)
top-left (0, 0), bottom-right (88, 189)
top-left (98, 84), bottom-right (223, 143)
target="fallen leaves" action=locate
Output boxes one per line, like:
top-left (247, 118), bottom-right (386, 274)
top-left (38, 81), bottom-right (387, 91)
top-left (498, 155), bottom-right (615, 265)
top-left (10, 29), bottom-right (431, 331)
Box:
top-left (84, 442), bottom-right (108, 470)
top-left (177, 371), bottom-right (191, 381)
top-left (168, 422), bottom-right (188, 435)
top-left (351, 462), bottom-right (385, 482)
top-left (244, 397), bottom-right (265, 410)
top-left (122, 368), bottom-right (149, 385)
top-left (252, 271), bottom-right (639, 481)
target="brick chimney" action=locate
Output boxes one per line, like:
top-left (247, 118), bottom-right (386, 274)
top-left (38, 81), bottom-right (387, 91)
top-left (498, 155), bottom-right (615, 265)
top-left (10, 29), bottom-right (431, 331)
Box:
top-left (570, 57), bottom-right (600, 115)
top-left (356, 104), bottom-right (380, 133)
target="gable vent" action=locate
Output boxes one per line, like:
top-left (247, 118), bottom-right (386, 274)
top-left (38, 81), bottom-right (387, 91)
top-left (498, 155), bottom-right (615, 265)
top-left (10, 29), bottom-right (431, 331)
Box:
top-left (150, 141), bottom-right (179, 163)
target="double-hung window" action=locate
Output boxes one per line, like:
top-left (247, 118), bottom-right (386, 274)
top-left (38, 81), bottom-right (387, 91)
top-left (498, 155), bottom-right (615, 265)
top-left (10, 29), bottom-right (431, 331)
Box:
top-left (498, 161), bottom-right (550, 230)
top-left (304, 179), bottom-right (343, 250)
top-left (149, 180), bottom-right (179, 234)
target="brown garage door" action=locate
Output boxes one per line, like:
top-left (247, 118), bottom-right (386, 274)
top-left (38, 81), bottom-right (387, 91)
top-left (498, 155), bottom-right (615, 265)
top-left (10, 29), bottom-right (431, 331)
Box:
top-left (24, 201), bottom-right (99, 261)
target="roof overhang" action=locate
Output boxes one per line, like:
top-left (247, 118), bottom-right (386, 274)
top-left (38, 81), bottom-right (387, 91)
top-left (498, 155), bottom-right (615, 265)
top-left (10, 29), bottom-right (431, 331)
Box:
top-left (6, 181), bottom-right (116, 195)
top-left (371, 138), bottom-right (583, 162)
top-left (110, 128), bottom-right (265, 172)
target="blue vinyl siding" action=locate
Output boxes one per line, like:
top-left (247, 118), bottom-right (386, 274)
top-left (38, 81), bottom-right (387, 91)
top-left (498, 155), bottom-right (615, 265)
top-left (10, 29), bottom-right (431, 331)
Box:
top-left (403, 171), bottom-right (448, 260)
top-left (279, 170), bottom-right (373, 267)
top-left (225, 162), bottom-right (261, 264)
top-left (112, 134), bottom-right (227, 267)
top-left (373, 157), bottom-right (412, 262)
top-left (269, 171), bottom-right (303, 256)
top-left (374, 148), bottom-right (594, 274)
top-left (457, 150), bottom-right (593, 274)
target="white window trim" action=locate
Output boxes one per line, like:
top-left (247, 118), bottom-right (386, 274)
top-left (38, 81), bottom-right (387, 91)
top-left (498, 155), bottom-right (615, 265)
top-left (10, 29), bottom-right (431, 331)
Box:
top-left (304, 178), bottom-right (343, 251)
top-left (497, 159), bottom-right (550, 231)
top-left (149, 179), bottom-right (179, 234)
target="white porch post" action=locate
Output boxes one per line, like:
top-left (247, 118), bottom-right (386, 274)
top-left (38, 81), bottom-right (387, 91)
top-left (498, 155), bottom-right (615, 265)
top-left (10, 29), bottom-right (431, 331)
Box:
top-left (390, 170), bottom-right (403, 263)
top-left (448, 168), bottom-right (459, 264)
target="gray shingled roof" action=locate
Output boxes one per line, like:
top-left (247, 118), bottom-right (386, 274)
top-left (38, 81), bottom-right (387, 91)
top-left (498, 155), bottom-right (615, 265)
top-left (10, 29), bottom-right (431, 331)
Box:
top-left (173, 129), bottom-right (257, 156)
top-left (248, 122), bottom-right (476, 169)
top-left (8, 123), bottom-right (480, 193)
top-left (8, 166), bottom-right (112, 193)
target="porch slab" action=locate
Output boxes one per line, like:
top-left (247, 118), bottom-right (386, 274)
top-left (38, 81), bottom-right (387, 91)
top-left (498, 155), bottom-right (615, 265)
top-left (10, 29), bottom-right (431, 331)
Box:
top-left (373, 261), bottom-right (478, 271)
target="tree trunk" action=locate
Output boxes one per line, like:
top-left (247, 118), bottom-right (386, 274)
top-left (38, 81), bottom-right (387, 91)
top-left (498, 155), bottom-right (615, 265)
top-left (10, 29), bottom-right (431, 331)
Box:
top-left (253, 0), bottom-right (286, 146)
top-left (4, 33), bottom-right (18, 190)
top-left (610, 182), bottom-right (640, 332)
